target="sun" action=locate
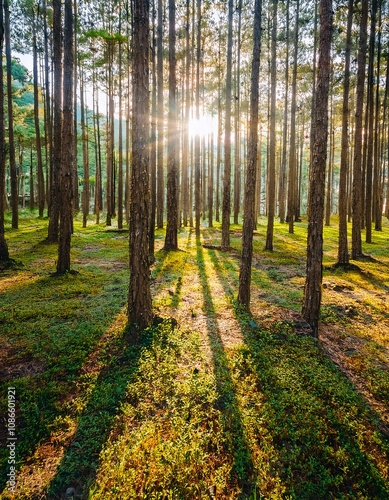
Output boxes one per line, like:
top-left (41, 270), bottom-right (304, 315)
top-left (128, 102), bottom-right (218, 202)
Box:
top-left (188, 114), bottom-right (217, 138)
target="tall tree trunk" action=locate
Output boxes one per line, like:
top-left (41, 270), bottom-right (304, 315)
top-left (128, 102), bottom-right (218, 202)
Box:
top-left (233, 0), bottom-right (242, 224)
top-left (194, 0), bottom-right (201, 234)
top-left (118, 40), bottom-right (124, 230)
top-left (81, 72), bottom-right (89, 228)
top-left (164, 0), bottom-right (179, 250)
top-left (73, 0), bottom-right (79, 213)
top-left (150, 0), bottom-right (157, 256)
top-left (208, 131), bottom-right (214, 227)
top-left (47, 0), bottom-right (62, 242)
top-left (32, 11), bottom-right (45, 218)
top-left (182, 0), bottom-right (191, 227)
top-left (325, 90), bottom-right (334, 227)
top-left (352, 0), bottom-right (368, 259)
top-left (302, 0), bottom-right (332, 337)
top-left (373, 1), bottom-right (382, 231)
top-left (128, 0), bottom-right (153, 334)
top-left (106, 44), bottom-right (115, 226)
top-left (4, 0), bottom-right (17, 229)
top-left (265, 0), bottom-right (278, 251)
top-left (238, 0), bottom-right (262, 307)
top-left (57, 0), bottom-right (74, 274)
top-left (286, 0), bottom-right (300, 234)
top-left (216, 25), bottom-right (222, 223)
top-left (337, 0), bottom-right (353, 265)
top-left (278, 0), bottom-right (290, 224)
top-left (365, 0), bottom-right (377, 243)
top-left (221, 0), bottom-right (234, 249)
top-left (0, 0), bottom-right (9, 261)
top-left (156, 0), bottom-right (164, 229)
top-left (42, 0), bottom-right (51, 210)
top-left (93, 80), bottom-right (101, 224)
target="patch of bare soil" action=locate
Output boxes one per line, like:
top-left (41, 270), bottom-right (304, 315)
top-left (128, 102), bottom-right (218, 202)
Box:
top-left (320, 324), bottom-right (389, 437)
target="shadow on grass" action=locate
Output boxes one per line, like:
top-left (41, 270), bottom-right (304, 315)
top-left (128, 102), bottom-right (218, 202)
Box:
top-left (196, 236), bottom-right (254, 495)
top-left (46, 324), bottom-right (156, 499)
top-left (207, 247), bottom-right (389, 499)
top-left (0, 270), bottom-right (129, 495)
top-left (151, 229), bottom-right (192, 306)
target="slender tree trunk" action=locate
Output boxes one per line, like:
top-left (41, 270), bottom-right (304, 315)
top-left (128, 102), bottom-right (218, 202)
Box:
top-left (337, 0), bottom-right (353, 265)
top-left (57, 0), bottom-right (74, 274)
top-left (233, 0), bottom-right (242, 224)
top-left (222, 0), bottom-right (234, 249)
top-left (265, 0), bottom-right (278, 251)
top-left (216, 28), bottom-right (222, 223)
top-left (32, 12), bottom-right (45, 218)
top-left (365, 0), bottom-right (377, 244)
top-left (93, 87), bottom-right (101, 224)
top-left (238, 0), bottom-right (262, 306)
top-left (278, 0), bottom-right (290, 224)
top-left (352, 0), bottom-right (368, 259)
top-left (0, 0), bottom-right (9, 261)
top-left (81, 72), bottom-right (89, 228)
top-left (286, 0), bottom-right (300, 234)
top-left (195, 0), bottom-right (201, 234)
top-left (106, 45), bottom-right (115, 226)
top-left (47, 0), bottom-right (62, 242)
top-left (29, 149), bottom-right (35, 210)
top-left (117, 36), bottom-right (124, 230)
top-left (42, 0), bottom-right (51, 210)
top-left (156, 0), bottom-right (164, 229)
top-left (373, 1), bottom-right (382, 231)
top-left (164, 0), bottom-right (179, 250)
top-left (302, 0), bottom-right (333, 337)
top-left (182, 0), bottom-right (191, 227)
top-left (150, 0), bottom-right (157, 256)
top-left (128, 0), bottom-right (153, 333)
top-left (4, 0), bottom-right (17, 229)
top-left (208, 132), bottom-right (214, 227)
top-left (325, 91), bottom-right (334, 227)
top-left (73, 0), bottom-right (79, 213)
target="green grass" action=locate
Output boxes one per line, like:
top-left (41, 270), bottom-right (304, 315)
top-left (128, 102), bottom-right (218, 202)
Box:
top-left (0, 212), bottom-right (388, 499)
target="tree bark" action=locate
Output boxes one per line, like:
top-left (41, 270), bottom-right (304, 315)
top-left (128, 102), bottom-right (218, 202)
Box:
top-left (278, 0), bottom-right (290, 224)
top-left (150, 0), bottom-right (157, 256)
top-left (57, 0), bottom-right (74, 274)
top-left (47, 0), bottom-right (62, 243)
top-left (195, 0), bottom-right (201, 234)
top-left (286, 0), bottom-right (300, 234)
top-left (365, 0), bottom-right (377, 244)
top-left (233, 0), bottom-right (242, 225)
top-left (337, 0), bottom-right (353, 266)
top-left (221, 0), bottom-right (234, 249)
top-left (4, 0), bottom-right (17, 229)
top-left (238, 0), bottom-right (262, 307)
top-left (0, 0), bottom-right (9, 261)
top-left (302, 0), bottom-right (333, 337)
top-left (81, 72), bottom-right (89, 228)
top-left (128, 0), bottom-right (153, 333)
top-left (156, 0), bottom-right (164, 229)
top-left (32, 10), bottom-right (45, 218)
top-left (164, 0), bottom-right (179, 250)
top-left (265, 0), bottom-right (278, 251)
top-left (352, 0), bottom-right (368, 259)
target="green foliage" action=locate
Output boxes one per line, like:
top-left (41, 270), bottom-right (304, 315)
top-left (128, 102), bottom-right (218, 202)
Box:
top-left (1, 215), bottom-right (388, 498)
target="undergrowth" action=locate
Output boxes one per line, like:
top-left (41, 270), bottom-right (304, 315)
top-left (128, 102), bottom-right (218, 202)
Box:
top-left (0, 213), bottom-right (388, 499)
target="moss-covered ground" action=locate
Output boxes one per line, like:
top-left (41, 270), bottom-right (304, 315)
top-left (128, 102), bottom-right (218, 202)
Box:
top-left (0, 211), bottom-right (388, 499)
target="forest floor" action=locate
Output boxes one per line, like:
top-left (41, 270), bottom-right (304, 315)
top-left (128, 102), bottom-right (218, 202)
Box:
top-left (0, 211), bottom-right (389, 499)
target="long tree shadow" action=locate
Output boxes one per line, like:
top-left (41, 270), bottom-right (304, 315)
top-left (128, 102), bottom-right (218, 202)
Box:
top-left (207, 247), bottom-right (389, 499)
top-left (0, 270), bottom-right (129, 494)
top-left (46, 323), bottom-right (156, 499)
top-left (196, 236), bottom-right (254, 496)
